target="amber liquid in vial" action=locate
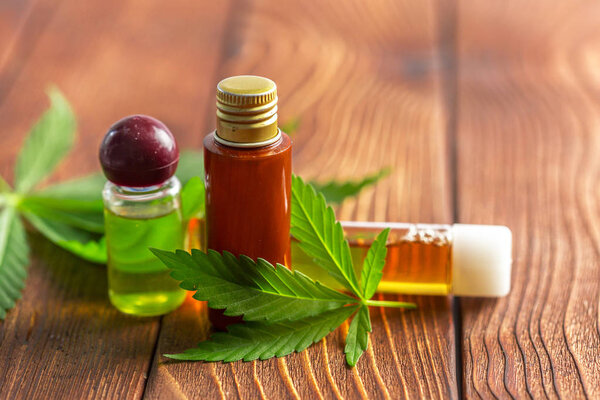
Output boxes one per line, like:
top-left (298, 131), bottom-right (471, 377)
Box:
top-left (291, 222), bottom-right (453, 295)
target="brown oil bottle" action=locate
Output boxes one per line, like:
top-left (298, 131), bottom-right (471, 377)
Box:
top-left (203, 75), bottom-right (292, 329)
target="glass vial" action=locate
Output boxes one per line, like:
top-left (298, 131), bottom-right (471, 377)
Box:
top-left (292, 221), bottom-right (512, 297)
top-left (100, 115), bottom-right (186, 316)
top-left (203, 76), bottom-right (292, 329)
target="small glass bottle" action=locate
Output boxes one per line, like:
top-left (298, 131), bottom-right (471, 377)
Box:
top-left (100, 115), bottom-right (186, 316)
top-left (203, 76), bottom-right (292, 329)
top-left (292, 221), bottom-right (512, 297)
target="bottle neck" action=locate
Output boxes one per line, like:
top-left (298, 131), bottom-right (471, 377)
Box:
top-left (113, 178), bottom-right (174, 197)
top-left (103, 177), bottom-right (181, 219)
top-left (216, 107), bottom-right (278, 145)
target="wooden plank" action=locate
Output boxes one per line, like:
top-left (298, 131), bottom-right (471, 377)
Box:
top-left (145, 0), bottom-right (456, 398)
top-left (456, 1), bottom-right (600, 398)
top-left (0, 0), bottom-right (231, 398)
top-left (0, 0), bottom-right (55, 96)
top-left (0, 0), bottom-right (31, 52)
top-left (0, 234), bottom-right (159, 399)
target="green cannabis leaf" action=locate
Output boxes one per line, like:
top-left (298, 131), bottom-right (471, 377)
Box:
top-left (21, 198), bottom-right (104, 233)
top-left (165, 306), bottom-right (357, 362)
top-left (0, 207), bottom-right (29, 319)
top-left (360, 228), bottom-right (390, 299)
top-left (31, 173), bottom-right (105, 212)
top-left (344, 304), bottom-right (371, 366)
top-left (290, 175), bottom-right (362, 297)
top-left (0, 88), bottom-right (93, 319)
top-left (20, 211), bottom-right (106, 263)
top-left (21, 173), bottom-right (107, 263)
top-left (156, 174), bottom-right (415, 367)
top-left (15, 87), bottom-right (76, 193)
top-left (152, 248), bottom-right (355, 322)
top-left (312, 167), bottom-right (391, 205)
top-left (55, 236), bottom-right (107, 264)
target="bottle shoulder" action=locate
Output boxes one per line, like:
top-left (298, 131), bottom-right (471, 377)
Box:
top-left (203, 131), bottom-right (291, 159)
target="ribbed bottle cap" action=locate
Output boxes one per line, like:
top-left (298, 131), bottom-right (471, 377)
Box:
top-left (216, 75), bottom-right (279, 145)
top-left (451, 224), bottom-right (512, 297)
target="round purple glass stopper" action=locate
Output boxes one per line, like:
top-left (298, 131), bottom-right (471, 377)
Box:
top-left (99, 115), bottom-right (179, 187)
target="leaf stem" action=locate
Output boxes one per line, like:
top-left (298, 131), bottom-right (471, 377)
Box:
top-left (364, 299), bottom-right (417, 309)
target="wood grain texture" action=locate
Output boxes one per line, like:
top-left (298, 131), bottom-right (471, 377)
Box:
top-left (0, 0), bottom-right (232, 398)
top-left (0, 0), bottom-right (56, 103)
top-left (0, 233), bottom-right (158, 399)
top-left (4, 0), bottom-right (600, 398)
top-left (145, 0), bottom-right (456, 399)
top-left (456, 1), bottom-right (600, 398)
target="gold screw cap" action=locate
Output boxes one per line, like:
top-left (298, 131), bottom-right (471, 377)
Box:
top-left (216, 75), bottom-right (279, 144)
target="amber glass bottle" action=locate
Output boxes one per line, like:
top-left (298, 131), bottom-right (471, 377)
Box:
top-left (203, 75), bottom-right (292, 330)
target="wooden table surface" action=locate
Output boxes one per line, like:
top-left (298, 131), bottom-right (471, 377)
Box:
top-left (1, 0), bottom-right (600, 398)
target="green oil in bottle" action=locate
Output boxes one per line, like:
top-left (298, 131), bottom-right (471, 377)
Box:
top-left (105, 208), bottom-right (186, 316)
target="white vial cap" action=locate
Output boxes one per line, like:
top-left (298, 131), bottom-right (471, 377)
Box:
top-left (451, 224), bottom-right (512, 297)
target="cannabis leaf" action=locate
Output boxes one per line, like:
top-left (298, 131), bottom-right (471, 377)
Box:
top-left (7, 89), bottom-right (106, 259)
top-left (152, 248), bottom-right (356, 322)
top-left (312, 167), bottom-right (390, 205)
top-left (20, 211), bottom-right (106, 263)
top-left (290, 175), bottom-right (362, 297)
top-left (21, 197), bottom-right (104, 233)
top-left (156, 174), bottom-right (415, 367)
top-left (165, 306), bottom-right (357, 362)
top-left (360, 228), bottom-right (390, 299)
top-left (31, 173), bottom-right (105, 212)
top-left (344, 305), bottom-right (371, 366)
top-left (15, 87), bottom-right (76, 193)
top-left (55, 236), bottom-right (107, 264)
top-left (0, 87), bottom-right (92, 319)
top-left (0, 207), bottom-right (29, 319)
